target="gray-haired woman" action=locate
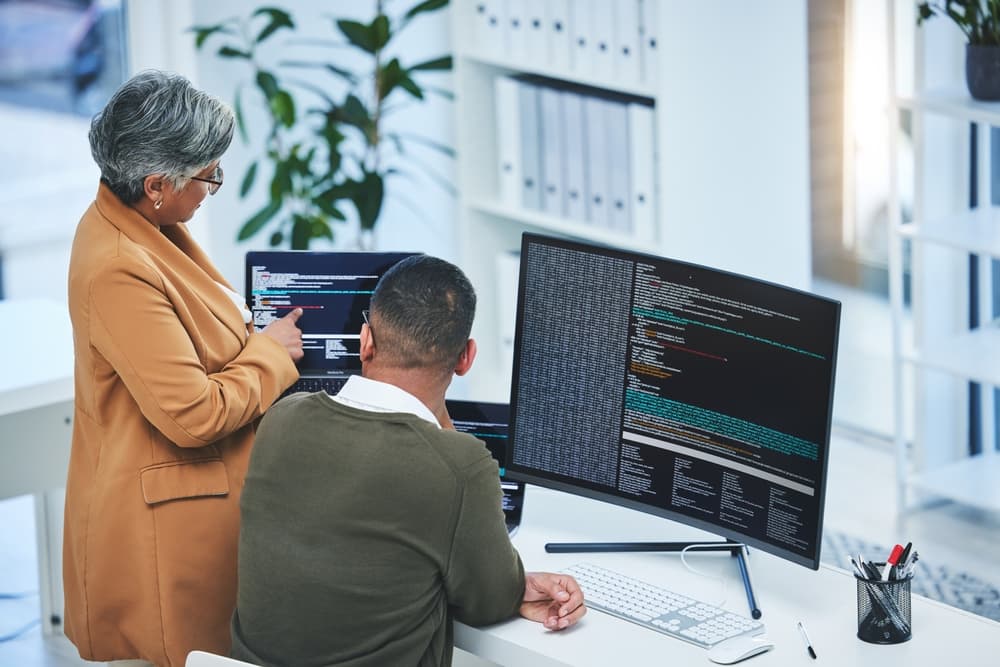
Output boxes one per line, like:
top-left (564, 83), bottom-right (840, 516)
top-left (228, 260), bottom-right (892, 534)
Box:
top-left (63, 70), bottom-right (303, 667)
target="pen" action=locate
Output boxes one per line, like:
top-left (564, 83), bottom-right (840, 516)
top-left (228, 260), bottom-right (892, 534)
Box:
top-left (898, 541), bottom-right (913, 568)
top-left (883, 544), bottom-right (904, 581)
top-left (797, 621), bottom-right (817, 659)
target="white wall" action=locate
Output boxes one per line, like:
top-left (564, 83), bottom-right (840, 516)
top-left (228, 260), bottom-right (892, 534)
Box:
top-left (658, 1), bottom-right (812, 289)
top-left (188, 0), bottom-right (457, 288)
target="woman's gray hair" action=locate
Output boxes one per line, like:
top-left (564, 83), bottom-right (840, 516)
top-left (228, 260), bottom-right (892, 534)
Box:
top-left (89, 70), bottom-right (235, 204)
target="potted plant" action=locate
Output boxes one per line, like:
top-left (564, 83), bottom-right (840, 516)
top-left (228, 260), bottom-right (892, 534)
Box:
top-left (192, 1), bottom-right (453, 249)
top-left (917, 0), bottom-right (1000, 100)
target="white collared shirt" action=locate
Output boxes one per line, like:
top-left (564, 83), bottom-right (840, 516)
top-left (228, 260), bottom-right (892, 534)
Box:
top-left (331, 375), bottom-right (440, 428)
top-left (215, 280), bottom-right (252, 324)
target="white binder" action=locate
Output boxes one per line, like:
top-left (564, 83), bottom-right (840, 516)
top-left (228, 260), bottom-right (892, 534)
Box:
top-left (494, 76), bottom-right (523, 207)
top-left (614, 0), bottom-right (642, 84)
top-left (606, 99), bottom-right (632, 233)
top-left (539, 86), bottom-right (565, 217)
top-left (583, 94), bottom-right (611, 229)
top-left (546, 0), bottom-right (573, 73)
top-left (628, 101), bottom-right (656, 242)
top-left (505, 0), bottom-right (529, 63)
top-left (518, 80), bottom-right (543, 211)
top-left (474, 0), bottom-right (507, 58)
top-left (562, 90), bottom-right (588, 223)
top-left (525, 4), bottom-right (548, 64)
top-left (569, 0), bottom-right (593, 74)
top-left (640, 0), bottom-right (659, 85)
top-left (589, 0), bottom-right (615, 81)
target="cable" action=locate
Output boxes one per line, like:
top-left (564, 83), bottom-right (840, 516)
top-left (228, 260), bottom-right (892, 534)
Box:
top-left (679, 542), bottom-right (730, 608)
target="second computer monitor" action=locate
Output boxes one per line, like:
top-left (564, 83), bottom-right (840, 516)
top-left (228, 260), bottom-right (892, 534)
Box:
top-left (506, 233), bottom-right (840, 569)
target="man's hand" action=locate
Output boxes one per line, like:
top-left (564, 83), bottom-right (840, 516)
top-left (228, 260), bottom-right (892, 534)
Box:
top-left (519, 572), bottom-right (586, 630)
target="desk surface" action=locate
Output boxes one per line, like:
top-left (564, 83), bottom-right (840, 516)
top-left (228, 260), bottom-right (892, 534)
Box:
top-left (0, 298), bottom-right (74, 415)
top-left (456, 486), bottom-right (1000, 667)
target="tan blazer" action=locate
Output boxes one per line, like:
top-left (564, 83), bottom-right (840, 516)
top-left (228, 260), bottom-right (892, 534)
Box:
top-left (63, 184), bottom-right (299, 667)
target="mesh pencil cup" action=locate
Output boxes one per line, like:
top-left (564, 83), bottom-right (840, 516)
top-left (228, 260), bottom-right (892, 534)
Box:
top-left (855, 565), bottom-right (912, 644)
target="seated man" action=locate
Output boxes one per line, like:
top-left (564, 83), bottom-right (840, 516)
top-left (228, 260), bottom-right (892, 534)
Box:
top-left (231, 255), bottom-right (586, 666)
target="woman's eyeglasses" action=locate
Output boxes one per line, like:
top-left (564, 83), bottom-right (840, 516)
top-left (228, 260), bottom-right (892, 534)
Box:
top-left (190, 165), bottom-right (224, 195)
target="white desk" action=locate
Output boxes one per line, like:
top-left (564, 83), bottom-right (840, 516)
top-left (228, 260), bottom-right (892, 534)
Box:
top-left (0, 298), bottom-right (75, 634)
top-left (456, 486), bottom-right (1000, 667)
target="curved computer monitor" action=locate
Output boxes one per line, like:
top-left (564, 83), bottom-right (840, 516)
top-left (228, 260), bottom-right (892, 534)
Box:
top-left (505, 233), bottom-right (840, 569)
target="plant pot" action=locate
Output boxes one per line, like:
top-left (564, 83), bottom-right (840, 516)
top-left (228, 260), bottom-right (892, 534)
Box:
top-left (966, 44), bottom-right (1000, 101)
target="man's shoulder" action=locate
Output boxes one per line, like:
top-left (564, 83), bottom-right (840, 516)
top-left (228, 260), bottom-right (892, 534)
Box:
top-left (414, 424), bottom-right (495, 474)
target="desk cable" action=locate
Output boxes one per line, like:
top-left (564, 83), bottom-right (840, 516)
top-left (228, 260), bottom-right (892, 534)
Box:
top-left (679, 543), bottom-right (729, 608)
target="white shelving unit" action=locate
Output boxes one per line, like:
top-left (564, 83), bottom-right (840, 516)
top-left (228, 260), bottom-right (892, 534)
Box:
top-left (888, 6), bottom-right (1000, 512)
top-left (450, 0), bottom-right (812, 401)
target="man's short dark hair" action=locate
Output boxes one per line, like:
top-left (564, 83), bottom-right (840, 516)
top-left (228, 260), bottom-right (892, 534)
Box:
top-left (369, 255), bottom-right (476, 370)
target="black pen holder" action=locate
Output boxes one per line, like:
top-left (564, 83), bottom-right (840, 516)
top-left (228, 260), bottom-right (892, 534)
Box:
top-left (855, 566), bottom-right (912, 644)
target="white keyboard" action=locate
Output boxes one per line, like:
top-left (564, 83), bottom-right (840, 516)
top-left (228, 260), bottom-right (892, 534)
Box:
top-left (564, 563), bottom-right (765, 649)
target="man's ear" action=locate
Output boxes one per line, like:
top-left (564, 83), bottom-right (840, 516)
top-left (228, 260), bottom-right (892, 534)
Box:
top-left (454, 339), bottom-right (477, 377)
top-left (359, 323), bottom-right (376, 362)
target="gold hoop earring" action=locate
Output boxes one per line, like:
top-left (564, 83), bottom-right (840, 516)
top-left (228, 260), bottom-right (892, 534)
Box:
top-left (154, 200), bottom-right (163, 210)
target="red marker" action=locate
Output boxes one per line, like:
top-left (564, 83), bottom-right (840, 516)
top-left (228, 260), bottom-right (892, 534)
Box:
top-left (882, 544), bottom-right (904, 581)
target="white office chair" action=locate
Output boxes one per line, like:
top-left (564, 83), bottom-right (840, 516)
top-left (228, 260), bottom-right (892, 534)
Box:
top-left (185, 650), bottom-right (260, 667)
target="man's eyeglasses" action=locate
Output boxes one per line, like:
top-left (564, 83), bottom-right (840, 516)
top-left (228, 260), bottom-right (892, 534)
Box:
top-left (362, 309), bottom-right (375, 346)
top-left (190, 165), bottom-right (224, 195)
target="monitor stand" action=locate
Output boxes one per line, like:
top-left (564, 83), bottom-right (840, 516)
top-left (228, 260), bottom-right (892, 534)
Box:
top-left (544, 539), bottom-right (762, 619)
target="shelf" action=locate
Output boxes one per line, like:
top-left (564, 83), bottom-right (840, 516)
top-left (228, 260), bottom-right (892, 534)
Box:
top-left (458, 52), bottom-right (656, 100)
top-left (467, 197), bottom-right (656, 253)
top-left (898, 210), bottom-right (1000, 258)
top-left (897, 88), bottom-right (1000, 125)
top-left (901, 324), bottom-right (1000, 386)
top-left (907, 453), bottom-right (1000, 512)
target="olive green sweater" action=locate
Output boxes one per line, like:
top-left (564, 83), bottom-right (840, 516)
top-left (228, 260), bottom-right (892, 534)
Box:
top-left (230, 392), bottom-right (525, 667)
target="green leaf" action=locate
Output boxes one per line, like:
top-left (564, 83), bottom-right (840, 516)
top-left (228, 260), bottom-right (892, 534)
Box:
top-left (269, 230), bottom-right (284, 247)
top-left (311, 216), bottom-right (335, 240)
top-left (377, 58), bottom-right (406, 101)
top-left (337, 19), bottom-right (376, 52)
top-left (409, 55), bottom-right (452, 71)
top-left (279, 60), bottom-right (359, 86)
top-left (256, 71), bottom-right (280, 100)
top-left (370, 14), bottom-right (391, 51)
top-left (390, 132), bottom-right (456, 158)
top-left (314, 192), bottom-right (347, 220)
top-left (319, 181), bottom-right (357, 202)
top-left (319, 121), bottom-right (345, 175)
top-left (240, 161), bottom-right (258, 197)
top-left (412, 84), bottom-right (453, 101)
top-left (404, 0), bottom-right (449, 21)
top-left (291, 214), bottom-right (313, 249)
top-left (336, 94), bottom-right (373, 136)
top-left (234, 86), bottom-right (248, 144)
top-left (270, 160), bottom-right (293, 200)
top-left (238, 200), bottom-right (281, 241)
top-left (190, 24), bottom-right (237, 50)
top-left (352, 171), bottom-right (384, 231)
top-left (398, 71), bottom-right (423, 99)
top-left (218, 46), bottom-right (252, 59)
top-left (270, 90), bottom-right (296, 127)
top-left (378, 59), bottom-right (424, 101)
top-left (253, 7), bottom-right (295, 43)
